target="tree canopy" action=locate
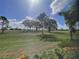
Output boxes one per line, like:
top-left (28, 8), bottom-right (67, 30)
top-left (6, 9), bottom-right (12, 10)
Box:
top-left (0, 16), bottom-right (9, 33)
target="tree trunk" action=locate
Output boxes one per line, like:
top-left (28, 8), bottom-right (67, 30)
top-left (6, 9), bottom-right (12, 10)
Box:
top-left (70, 26), bottom-right (73, 40)
top-left (41, 22), bottom-right (44, 35)
top-left (1, 28), bottom-right (4, 33)
top-left (1, 21), bottom-right (4, 33)
top-left (36, 27), bottom-right (38, 31)
top-left (48, 26), bottom-right (51, 32)
top-left (70, 30), bottom-right (73, 40)
top-left (30, 27), bottom-right (31, 31)
top-left (42, 27), bottom-right (44, 35)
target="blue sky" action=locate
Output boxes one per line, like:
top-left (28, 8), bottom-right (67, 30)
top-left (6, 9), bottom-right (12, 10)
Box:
top-left (0, 0), bottom-right (73, 29)
top-left (0, 0), bottom-right (52, 19)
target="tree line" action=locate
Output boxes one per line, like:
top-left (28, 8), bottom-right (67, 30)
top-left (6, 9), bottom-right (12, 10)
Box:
top-left (22, 12), bottom-right (57, 32)
top-left (0, 2), bottom-right (78, 41)
top-left (0, 13), bottom-right (57, 33)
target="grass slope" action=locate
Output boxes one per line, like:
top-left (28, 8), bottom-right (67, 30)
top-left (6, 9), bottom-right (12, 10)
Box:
top-left (0, 30), bottom-right (69, 58)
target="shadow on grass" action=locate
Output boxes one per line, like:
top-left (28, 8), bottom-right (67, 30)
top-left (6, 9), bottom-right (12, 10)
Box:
top-left (0, 32), bottom-right (7, 34)
top-left (37, 34), bottom-right (58, 42)
top-left (52, 32), bottom-right (67, 35)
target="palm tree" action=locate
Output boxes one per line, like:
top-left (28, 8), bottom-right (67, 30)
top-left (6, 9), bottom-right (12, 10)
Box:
top-left (0, 16), bottom-right (9, 33)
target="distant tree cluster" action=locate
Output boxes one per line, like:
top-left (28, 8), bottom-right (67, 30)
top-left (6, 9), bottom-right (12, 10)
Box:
top-left (37, 12), bottom-right (57, 32)
top-left (22, 12), bottom-right (57, 32)
top-left (22, 19), bottom-right (41, 31)
top-left (0, 13), bottom-right (57, 33)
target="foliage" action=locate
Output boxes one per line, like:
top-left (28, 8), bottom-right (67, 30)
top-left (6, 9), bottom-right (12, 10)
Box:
top-left (37, 12), bottom-right (57, 33)
top-left (22, 20), bottom-right (33, 29)
top-left (44, 16), bottom-right (57, 32)
top-left (64, 50), bottom-right (79, 59)
top-left (33, 47), bottom-right (79, 59)
top-left (33, 50), bottom-right (59, 59)
top-left (32, 47), bottom-right (79, 59)
top-left (0, 16), bottom-right (9, 33)
top-left (59, 4), bottom-right (77, 40)
top-left (22, 19), bottom-right (42, 31)
top-left (37, 12), bottom-right (47, 35)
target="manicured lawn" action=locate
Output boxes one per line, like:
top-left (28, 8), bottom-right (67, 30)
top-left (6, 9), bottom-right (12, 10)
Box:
top-left (0, 30), bottom-right (70, 59)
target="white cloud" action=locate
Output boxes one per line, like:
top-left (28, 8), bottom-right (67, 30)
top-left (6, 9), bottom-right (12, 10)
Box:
top-left (8, 19), bottom-right (25, 29)
top-left (19, 19), bottom-right (26, 24)
top-left (50, 0), bottom-right (73, 14)
top-left (19, 16), bottom-right (35, 24)
top-left (50, 0), bottom-right (73, 29)
top-left (50, 16), bottom-right (68, 29)
top-left (25, 16), bottom-right (34, 20)
top-left (76, 22), bottom-right (79, 29)
top-left (57, 22), bottom-right (68, 29)
top-left (8, 19), bottom-right (17, 28)
top-left (7, 16), bottom-right (35, 29)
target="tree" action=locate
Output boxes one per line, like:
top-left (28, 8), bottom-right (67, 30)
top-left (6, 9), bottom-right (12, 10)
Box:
top-left (22, 19), bottom-right (33, 30)
top-left (44, 16), bottom-right (57, 32)
top-left (37, 12), bottom-right (47, 34)
top-left (37, 12), bottom-right (57, 33)
top-left (59, 4), bottom-right (77, 40)
top-left (22, 19), bottom-right (41, 31)
top-left (0, 16), bottom-right (9, 33)
top-left (33, 20), bottom-right (41, 31)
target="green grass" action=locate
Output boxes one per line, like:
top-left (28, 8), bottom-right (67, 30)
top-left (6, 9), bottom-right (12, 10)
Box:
top-left (0, 30), bottom-right (70, 59)
top-left (39, 31), bottom-right (70, 42)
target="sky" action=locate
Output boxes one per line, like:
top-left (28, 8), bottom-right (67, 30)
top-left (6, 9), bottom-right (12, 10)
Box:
top-left (0, 0), bottom-right (74, 29)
